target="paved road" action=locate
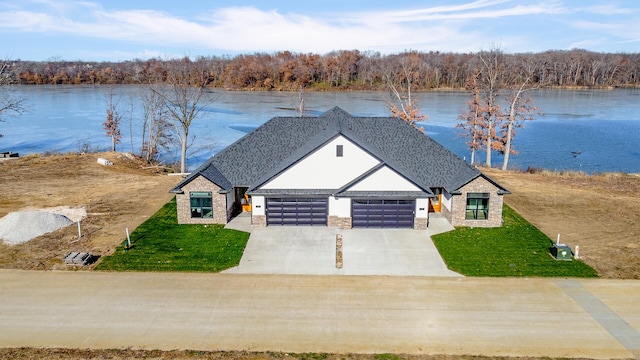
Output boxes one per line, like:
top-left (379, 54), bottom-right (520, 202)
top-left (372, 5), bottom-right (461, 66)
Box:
top-left (1, 270), bottom-right (639, 359)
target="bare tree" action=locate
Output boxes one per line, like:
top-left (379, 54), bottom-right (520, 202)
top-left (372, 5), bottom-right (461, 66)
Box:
top-left (384, 60), bottom-right (427, 132)
top-left (457, 72), bottom-right (486, 165)
top-left (476, 48), bottom-right (505, 167)
top-left (139, 89), bottom-right (173, 162)
top-left (0, 60), bottom-right (26, 139)
top-left (296, 84), bottom-right (306, 117)
top-left (151, 58), bottom-right (216, 173)
top-left (499, 76), bottom-right (540, 170)
top-left (103, 88), bottom-right (122, 152)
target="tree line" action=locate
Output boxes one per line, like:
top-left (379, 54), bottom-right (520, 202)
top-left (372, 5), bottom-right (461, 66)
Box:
top-left (4, 49), bottom-right (639, 90)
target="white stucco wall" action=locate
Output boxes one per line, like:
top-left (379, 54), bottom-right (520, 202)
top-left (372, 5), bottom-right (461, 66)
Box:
top-left (347, 166), bottom-right (420, 192)
top-left (442, 190), bottom-right (452, 211)
top-left (251, 196), bottom-right (265, 216)
top-left (261, 136), bottom-right (380, 189)
top-left (415, 198), bottom-right (430, 219)
top-left (329, 196), bottom-right (351, 217)
top-left (226, 191), bottom-right (235, 212)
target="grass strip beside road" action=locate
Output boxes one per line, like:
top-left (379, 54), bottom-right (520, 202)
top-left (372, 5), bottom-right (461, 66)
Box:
top-left (96, 198), bottom-right (249, 272)
top-left (0, 348), bottom-right (580, 360)
top-left (432, 205), bottom-right (598, 277)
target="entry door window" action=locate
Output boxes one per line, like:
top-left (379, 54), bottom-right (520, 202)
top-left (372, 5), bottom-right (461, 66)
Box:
top-left (190, 191), bottom-right (213, 218)
top-left (466, 193), bottom-right (489, 220)
top-left (431, 188), bottom-right (441, 205)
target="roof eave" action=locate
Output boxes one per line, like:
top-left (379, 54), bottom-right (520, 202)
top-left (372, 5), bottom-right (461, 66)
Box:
top-left (447, 172), bottom-right (510, 195)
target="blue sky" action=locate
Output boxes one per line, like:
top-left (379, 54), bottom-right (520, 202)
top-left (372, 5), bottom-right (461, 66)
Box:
top-left (1, 0), bottom-right (638, 61)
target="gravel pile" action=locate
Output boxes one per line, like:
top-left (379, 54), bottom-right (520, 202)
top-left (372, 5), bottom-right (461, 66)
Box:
top-left (45, 206), bottom-right (87, 223)
top-left (0, 211), bottom-right (73, 245)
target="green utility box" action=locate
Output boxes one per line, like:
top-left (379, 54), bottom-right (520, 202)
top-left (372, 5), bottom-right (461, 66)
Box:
top-left (551, 244), bottom-right (572, 260)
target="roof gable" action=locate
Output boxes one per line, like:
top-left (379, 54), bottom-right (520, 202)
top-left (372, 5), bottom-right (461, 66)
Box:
top-left (341, 164), bottom-right (422, 192)
top-left (259, 135), bottom-right (380, 190)
top-left (170, 159), bottom-right (232, 193)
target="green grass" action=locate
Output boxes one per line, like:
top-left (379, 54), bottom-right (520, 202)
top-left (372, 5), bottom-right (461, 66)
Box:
top-left (432, 205), bottom-right (598, 277)
top-left (96, 198), bottom-right (249, 272)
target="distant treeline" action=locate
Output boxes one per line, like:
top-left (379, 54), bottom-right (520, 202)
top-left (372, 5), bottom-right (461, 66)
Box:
top-left (4, 49), bottom-right (640, 90)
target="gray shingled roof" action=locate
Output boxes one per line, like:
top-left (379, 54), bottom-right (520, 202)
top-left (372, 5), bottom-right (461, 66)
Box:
top-left (171, 107), bottom-right (508, 195)
top-left (337, 191), bottom-right (432, 198)
top-left (247, 189), bottom-right (336, 196)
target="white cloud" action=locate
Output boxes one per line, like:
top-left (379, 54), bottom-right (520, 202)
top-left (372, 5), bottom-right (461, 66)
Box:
top-left (0, 0), bottom-right (636, 60)
top-left (570, 17), bottom-right (640, 49)
top-left (348, 0), bottom-right (567, 24)
top-left (568, 37), bottom-right (609, 50)
top-left (2, 2), bottom-right (494, 54)
top-left (582, 4), bottom-right (636, 16)
top-left (91, 49), bottom-right (177, 61)
top-left (0, 10), bottom-right (56, 31)
top-left (572, 20), bottom-right (621, 32)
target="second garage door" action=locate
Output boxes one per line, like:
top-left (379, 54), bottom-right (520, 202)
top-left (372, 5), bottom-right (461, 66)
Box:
top-left (266, 197), bottom-right (327, 226)
top-left (352, 199), bottom-right (415, 228)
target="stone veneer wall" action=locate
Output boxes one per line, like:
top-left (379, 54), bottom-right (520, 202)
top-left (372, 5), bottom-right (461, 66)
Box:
top-left (328, 216), bottom-right (352, 229)
top-left (440, 200), bottom-right (453, 225)
top-left (450, 176), bottom-right (504, 227)
top-left (176, 175), bottom-right (229, 225)
top-left (252, 215), bottom-right (266, 227)
top-left (414, 217), bottom-right (428, 230)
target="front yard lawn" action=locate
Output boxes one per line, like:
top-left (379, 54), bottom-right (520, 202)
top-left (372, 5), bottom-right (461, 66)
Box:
top-left (432, 205), bottom-right (598, 277)
top-left (96, 198), bottom-right (249, 272)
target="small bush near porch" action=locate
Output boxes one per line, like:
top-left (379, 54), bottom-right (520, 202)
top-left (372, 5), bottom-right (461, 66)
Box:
top-left (432, 205), bottom-right (598, 277)
top-left (96, 198), bottom-right (249, 272)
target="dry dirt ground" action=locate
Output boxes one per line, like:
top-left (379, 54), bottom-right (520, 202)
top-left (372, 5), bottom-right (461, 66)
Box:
top-left (484, 167), bottom-right (640, 279)
top-left (0, 152), bottom-right (178, 270)
top-left (0, 153), bottom-right (638, 279)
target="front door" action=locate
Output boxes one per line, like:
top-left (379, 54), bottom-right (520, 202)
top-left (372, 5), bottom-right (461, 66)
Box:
top-left (235, 187), bottom-right (250, 212)
top-left (430, 188), bottom-right (442, 212)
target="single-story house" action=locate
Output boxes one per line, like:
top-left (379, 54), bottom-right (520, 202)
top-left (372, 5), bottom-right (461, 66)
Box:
top-left (170, 107), bottom-right (509, 229)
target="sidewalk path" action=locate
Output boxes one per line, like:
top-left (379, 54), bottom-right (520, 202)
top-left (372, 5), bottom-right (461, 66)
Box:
top-left (0, 270), bottom-right (638, 359)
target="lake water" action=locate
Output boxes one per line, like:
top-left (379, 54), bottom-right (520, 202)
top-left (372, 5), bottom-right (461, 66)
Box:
top-left (1, 85), bottom-right (639, 173)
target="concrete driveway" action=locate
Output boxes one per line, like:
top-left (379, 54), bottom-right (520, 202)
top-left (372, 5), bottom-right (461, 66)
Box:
top-left (224, 220), bottom-right (461, 277)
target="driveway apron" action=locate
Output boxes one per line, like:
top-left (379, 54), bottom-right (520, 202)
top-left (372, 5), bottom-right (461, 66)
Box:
top-left (223, 226), bottom-right (461, 277)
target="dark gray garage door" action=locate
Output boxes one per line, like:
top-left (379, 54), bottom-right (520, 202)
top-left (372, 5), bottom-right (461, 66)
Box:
top-left (352, 199), bottom-right (415, 228)
top-left (266, 197), bottom-right (327, 226)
